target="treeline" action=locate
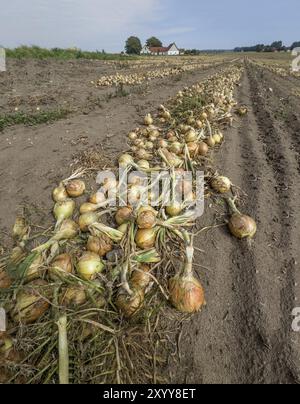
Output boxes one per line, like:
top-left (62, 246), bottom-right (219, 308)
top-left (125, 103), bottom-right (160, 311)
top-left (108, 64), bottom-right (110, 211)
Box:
top-left (234, 41), bottom-right (300, 53)
top-left (2, 45), bottom-right (138, 60)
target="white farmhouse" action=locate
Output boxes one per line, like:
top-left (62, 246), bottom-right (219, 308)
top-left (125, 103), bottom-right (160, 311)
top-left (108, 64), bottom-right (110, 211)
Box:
top-left (141, 43), bottom-right (181, 56)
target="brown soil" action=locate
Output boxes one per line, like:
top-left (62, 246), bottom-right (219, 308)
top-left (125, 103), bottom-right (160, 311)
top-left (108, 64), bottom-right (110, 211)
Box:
top-left (1, 58), bottom-right (300, 384)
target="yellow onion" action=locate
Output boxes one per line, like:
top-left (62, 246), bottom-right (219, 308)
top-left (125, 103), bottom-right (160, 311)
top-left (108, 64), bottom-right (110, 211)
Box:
top-left (52, 182), bottom-right (68, 202)
top-left (77, 252), bottom-right (105, 281)
top-left (24, 253), bottom-right (44, 282)
top-left (211, 176), bottom-right (232, 194)
top-left (185, 129), bottom-right (198, 143)
top-left (137, 160), bottom-right (150, 170)
top-left (80, 202), bottom-right (98, 214)
top-left (144, 114), bottom-right (153, 126)
top-left (229, 214), bottom-right (257, 239)
top-left (119, 154), bottom-right (134, 168)
top-left (135, 227), bottom-right (158, 250)
top-left (170, 142), bottom-right (183, 155)
top-left (213, 134), bottom-right (222, 144)
top-left (162, 110), bottom-right (171, 120)
top-left (169, 274), bottom-right (205, 313)
top-left (136, 148), bottom-right (152, 161)
top-left (130, 264), bottom-right (152, 291)
top-left (55, 219), bottom-right (78, 241)
top-left (102, 177), bottom-right (118, 192)
top-left (54, 199), bottom-right (76, 225)
top-left (136, 207), bottom-right (157, 229)
top-left (128, 131), bottom-right (138, 141)
top-left (201, 112), bottom-right (208, 120)
top-left (133, 138), bottom-right (143, 147)
top-left (206, 136), bottom-right (215, 148)
top-left (10, 246), bottom-right (26, 265)
top-left (0, 267), bottom-right (12, 289)
top-left (227, 198), bottom-right (257, 239)
top-left (166, 202), bottom-right (183, 217)
top-left (116, 289), bottom-right (145, 319)
top-left (115, 207), bottom-right (133, 226)
top-left (78, 212), bottom-right (99, 232)
top-left (149, 129), bottom-right (159, 138)
top-left (198, 142), bottom-right (209, 156)
top-left (158, 139), bottom-right (169, 148)
top-left (11, 280), bottom-right (50, 324)
top-left (87, 235), bottom-right (113, 257)
top-left (145, 141), bottom-right (154, 150)
top-left (49, 254), bottom-right (73, 281)
top-left (159, 149), bottom-right (182, 168)
top-left (60, 285), bottom-right (87, 307)
top-left (13, 217), bottom-right (29, 240)
top-left (196, 120), bottom-right (203, 129)
top-left (66, 180), bottom-right (86, 198)
top-left (187, 142), bottom-right (199, 158)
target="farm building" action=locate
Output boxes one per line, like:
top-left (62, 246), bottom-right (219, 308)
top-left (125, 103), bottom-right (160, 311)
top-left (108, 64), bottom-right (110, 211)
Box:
top-left (141, 43), bottom-right (181, 56)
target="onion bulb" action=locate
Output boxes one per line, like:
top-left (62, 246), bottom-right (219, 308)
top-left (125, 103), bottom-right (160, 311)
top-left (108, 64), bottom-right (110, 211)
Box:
top-left (170, 142), bottom-right (183, 155)
top-left (136, 207), bottom-right (157, 229)
top-left (52, 182), bottom-right (68, 202)
top-left (115, 207), bottom-right (133, 226)
top-left (116, 289), bottom-right (145, 319)
top-left (169, 274), bottom-right (205, 313)
top-left (13, 217), bottom-right (29, 240)
top-left (158, 139), bottom-right (169, 149)
top-left (213, 134), bottom-right (222, 145)
top-left (136, 148), bottom-right (152, 161)
top-left (226, 198), bottom-right (257, 239)
top-left (87, 235), bottom-right (113, 257)
top-left (137, 160), bottom-right (150, 170)
top-left (66, 180), bottom-right (86, 198)
top-left (79, 202), bottom-right (99, 214)
top-left (130, 264), bottom-right (151, 291)
top-left (198, 142), bottom-right (209, 156)
top-left (206, 136), bottom-right (215, 148)
top-left (54, 199), bottom-right (76, 226)
top-left (49, 254), bottom-right (73, 281)
top-left (211, 176), bottom-right (232, 194)
top-left (135, 227), bottom-right (158, 250)
top-left (60, 285), bottom-right (87, 307)
top-left (196, 120), bottom-right (203, 129)
top-left (128, 131), bottom-right (137, 141)
top-left (187, 142), bottom-right (199, 158)
top-left (89, 192), bottom-right (106, 205)
top-left (24, 253), bottom-right (44, 282)
top-left (169, 244), bottom-right (205, 313)
top-left (119, 154), bottom-right (134, 168)
top-left (0, 267), bottom-right (12, 289)
top-left (11, 280), bottom-right (50, 324)
top-left (144, 114), bottom-right (153, 126)
top-left (77, 252), bottom-right (105, 281)
top-left (185, 129), bottom-right (198, 143)
top-left (79, 212), bottom-right (99, 232)
top-left (166, 202), bottom-right (183, 217)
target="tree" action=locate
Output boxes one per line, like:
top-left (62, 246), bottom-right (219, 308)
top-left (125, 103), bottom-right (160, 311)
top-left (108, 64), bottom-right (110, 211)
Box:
top-left (146, 37), bottom-right (163, 48)
top-left (125, 36), bottom-right (142, 55)
top-left (271, 41), bottom-right (283, 50)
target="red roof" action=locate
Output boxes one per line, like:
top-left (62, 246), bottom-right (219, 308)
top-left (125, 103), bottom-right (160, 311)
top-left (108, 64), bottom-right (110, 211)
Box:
top-left (149, 44), bottom-right (174, 53)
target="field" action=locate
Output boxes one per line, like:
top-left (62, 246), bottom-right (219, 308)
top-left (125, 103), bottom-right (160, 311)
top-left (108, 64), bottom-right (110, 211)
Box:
top-left (1, 52), bottom-right (300, 384)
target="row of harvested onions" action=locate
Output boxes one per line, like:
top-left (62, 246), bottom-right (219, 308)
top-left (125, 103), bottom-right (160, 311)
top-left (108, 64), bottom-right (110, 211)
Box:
top-left (1, 66), bottom-right (257, 334)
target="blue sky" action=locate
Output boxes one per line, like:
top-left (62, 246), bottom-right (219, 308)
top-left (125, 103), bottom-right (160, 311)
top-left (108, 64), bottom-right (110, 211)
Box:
top-left (0, 0), bottom-right (299, 51)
